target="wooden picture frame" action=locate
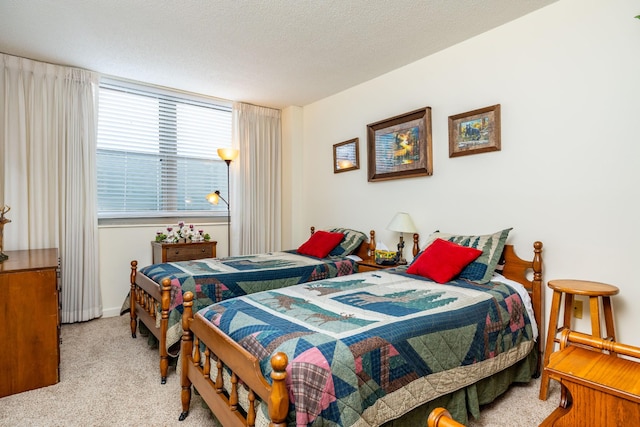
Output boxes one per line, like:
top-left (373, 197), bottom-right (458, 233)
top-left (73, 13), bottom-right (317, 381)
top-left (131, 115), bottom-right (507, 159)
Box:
top-left (448, 104), bottom-right (501, 158)
top-left (367, 107), bottom-right (432, 182)
top-left (333, 138), bottom-right (359, 173)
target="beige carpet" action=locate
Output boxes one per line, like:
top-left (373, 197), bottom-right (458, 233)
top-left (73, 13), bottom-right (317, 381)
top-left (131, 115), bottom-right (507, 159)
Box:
top-left (0, 315), bottom-right (560, 426)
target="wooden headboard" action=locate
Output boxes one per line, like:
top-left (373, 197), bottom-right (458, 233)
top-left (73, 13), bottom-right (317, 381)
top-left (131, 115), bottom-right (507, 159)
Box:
top-left (502, 241), bottom-right (544, 375)
top-left (309, 226), bottom-right (376, 261)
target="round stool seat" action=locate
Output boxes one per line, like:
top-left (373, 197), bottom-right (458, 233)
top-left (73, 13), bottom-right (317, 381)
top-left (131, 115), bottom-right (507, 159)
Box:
top-left (548, 279), bottom-right (619, 297)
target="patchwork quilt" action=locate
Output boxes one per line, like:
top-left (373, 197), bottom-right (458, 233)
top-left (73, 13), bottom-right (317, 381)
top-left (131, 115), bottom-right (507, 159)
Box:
top-left (199, 270), bottom-right (535, 426)
top-left (121, 251), bottom-right (357, 353)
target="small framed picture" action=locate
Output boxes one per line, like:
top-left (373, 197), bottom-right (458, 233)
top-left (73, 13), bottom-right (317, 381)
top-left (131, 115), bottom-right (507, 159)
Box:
top-left (367, 107), bottom-right (433, 182)
top-left (448, 104), bottom-right (501, 157)
top-left (333, 138), bottom-right (359, 173)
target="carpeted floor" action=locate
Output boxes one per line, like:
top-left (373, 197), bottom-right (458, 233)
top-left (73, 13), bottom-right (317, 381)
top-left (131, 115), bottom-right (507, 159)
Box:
top-left (0, 315), bottom-right (560, 426)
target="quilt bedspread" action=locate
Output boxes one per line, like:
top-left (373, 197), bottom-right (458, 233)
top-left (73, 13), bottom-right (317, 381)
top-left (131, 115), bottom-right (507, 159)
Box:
top-left (124, 251), bottom-right (357, 353)
top-left (199, 270), bottom-right (535, 426)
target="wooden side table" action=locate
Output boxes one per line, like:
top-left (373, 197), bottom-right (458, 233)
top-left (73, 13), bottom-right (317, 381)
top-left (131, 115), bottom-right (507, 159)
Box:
top-left (356, 259), bottom-right (399, 272)
top-left (540, 330), bottom-right (640, 426)
top-left (151, 240), bottom-right (217, 263)
top-left (539, 279), bottom-right (619, 400)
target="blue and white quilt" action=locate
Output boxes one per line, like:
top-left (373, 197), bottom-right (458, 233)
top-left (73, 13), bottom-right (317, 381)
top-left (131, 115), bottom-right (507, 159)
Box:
top-left (122, 250), bottom-right (357, 353)
top-left (199, 270), bottom-right (536, 426)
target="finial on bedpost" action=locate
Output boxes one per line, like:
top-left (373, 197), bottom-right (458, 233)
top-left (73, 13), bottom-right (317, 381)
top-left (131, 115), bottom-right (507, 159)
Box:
top-left (130, 260), bottom-right (138, 284)
top-left (179, 291), bottom-right (195, 422)
top-left (269, 352), bottom-right (289, 427)
top-left (412, 233), bottom-right (420, 257)
top-left (129, 260), bottom-right (138, 338)
top-left (181, 291), bottom-right (194, 337)
top-left (533, 241), bottom-right (543, 282)
top-left (427, 407), bottom-right (459, 427)
top-left (310, 226), bottom-right (315, 235)
top-left (369, 230), bottom-right (376, 258)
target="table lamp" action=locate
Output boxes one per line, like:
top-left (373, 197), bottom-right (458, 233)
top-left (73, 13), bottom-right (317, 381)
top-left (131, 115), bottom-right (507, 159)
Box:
top-left (386, 212), bottom-right (417, 265)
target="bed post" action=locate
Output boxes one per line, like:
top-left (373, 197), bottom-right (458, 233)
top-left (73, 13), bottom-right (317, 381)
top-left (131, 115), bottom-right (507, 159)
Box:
top-left (369, 230), bottom-right (376, 258)
top-left (160, 278), bottom-right (171, 384)
top-left (269, 352), bottom-right (289, 427)
top-left (532, 241), bottom-right (543, 377)
top-left (179, 291), bottom-right (194, 421)
top-left (130, 260), bottom-right (138, 338)
top-left (412, 233), bottom-right (420, 257)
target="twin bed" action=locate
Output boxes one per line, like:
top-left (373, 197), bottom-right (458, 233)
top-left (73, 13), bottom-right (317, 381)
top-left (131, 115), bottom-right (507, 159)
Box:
top-left (175, 230), bottom-right (543, 426)
top-left (126, 227), bottom-right (378, 383)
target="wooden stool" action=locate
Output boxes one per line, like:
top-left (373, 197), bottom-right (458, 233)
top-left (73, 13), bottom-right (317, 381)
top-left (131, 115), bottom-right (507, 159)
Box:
top-left (540, 330), bottom-right (640, 426)
top-left (539, 279), bottom-right (619, 400)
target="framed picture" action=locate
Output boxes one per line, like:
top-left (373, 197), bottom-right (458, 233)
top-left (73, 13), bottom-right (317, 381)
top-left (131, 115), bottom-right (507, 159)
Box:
top-left (333, 138), bottom-right (359, 173)
top-left (367, 107), bottom-right (432, 182)
top-left (448, 104), bottom-right (501, 158)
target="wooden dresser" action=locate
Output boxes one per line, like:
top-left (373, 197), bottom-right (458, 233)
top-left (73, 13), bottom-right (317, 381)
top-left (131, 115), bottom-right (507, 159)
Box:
top-left (0, 248), bottom-right (60, 397)
top-left (151, 240), bottom-right (217, 263)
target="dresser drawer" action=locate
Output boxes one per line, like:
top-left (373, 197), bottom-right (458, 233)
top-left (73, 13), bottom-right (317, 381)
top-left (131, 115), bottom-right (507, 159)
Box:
top-left (151, 241), bottom-right (217, 263)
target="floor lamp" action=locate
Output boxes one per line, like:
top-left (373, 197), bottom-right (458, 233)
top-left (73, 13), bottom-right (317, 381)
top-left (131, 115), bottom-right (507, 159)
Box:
top-left (206, 148), bottom-right (239, 257)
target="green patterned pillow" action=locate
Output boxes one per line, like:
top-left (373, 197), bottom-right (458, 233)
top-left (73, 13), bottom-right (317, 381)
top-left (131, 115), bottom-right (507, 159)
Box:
top-left (328, 228), bottom-right (367, 256)
top-left (424, 228), bottom-right (512, 284)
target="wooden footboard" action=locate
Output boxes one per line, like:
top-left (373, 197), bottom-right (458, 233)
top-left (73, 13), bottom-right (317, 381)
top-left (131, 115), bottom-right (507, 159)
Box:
top-left (179, 292), bottom-right (290, 426)
top-left (129, 260), bottom-right (173, 383)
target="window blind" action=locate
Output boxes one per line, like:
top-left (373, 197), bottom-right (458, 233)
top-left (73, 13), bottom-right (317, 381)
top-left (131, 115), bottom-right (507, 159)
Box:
top-left (97, 80), bottom-right (232, 219)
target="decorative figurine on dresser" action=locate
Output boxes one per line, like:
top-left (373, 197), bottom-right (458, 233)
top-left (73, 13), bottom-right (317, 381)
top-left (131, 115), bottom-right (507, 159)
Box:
top-left (0, 205), bottom-right (10, 262)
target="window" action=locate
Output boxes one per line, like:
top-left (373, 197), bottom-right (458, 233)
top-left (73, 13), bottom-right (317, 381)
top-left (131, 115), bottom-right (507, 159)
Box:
top-left (97, 80), bottom-right (232, 219)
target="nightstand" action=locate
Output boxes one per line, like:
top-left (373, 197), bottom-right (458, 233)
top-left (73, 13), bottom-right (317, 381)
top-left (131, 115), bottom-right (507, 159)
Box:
top-left (356, 259), bottom-right (399, 272)
top-left (151, 241), bottom-right (217, 263)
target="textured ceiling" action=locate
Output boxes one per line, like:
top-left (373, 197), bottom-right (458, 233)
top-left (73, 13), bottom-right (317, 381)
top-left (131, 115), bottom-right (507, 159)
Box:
top-left (0, 0), bottom-right (557, 109)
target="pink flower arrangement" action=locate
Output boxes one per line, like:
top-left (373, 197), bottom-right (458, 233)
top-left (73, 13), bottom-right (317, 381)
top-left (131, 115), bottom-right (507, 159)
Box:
top-left (155, 221), bottom-right (196, 243)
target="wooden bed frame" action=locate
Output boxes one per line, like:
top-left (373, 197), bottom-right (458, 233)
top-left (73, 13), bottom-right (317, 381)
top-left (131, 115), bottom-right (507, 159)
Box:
top-left (428, 408), bottom-right (464, 427)
top-left (178, 240), bottom-right (543, 426)
top-left (128, 227), bottom-right (378, 384)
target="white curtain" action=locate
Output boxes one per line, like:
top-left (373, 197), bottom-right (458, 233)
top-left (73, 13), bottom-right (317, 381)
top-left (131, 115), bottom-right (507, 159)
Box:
top-left (232, 102), bottom-right (282, 254)
top-left (1, 53), bottom-right (101, 322)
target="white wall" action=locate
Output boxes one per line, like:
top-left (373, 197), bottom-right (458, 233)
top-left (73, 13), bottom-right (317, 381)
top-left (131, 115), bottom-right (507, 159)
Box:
top-left (295, 1), bottom-right (640, 345)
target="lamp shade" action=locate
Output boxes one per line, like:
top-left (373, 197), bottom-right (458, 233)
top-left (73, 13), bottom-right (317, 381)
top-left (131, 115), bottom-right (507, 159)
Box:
top-left (206, 191), bottom-right (220, 205)
top-left (387, 212), bottom-right (417, 233)
top-left (217, 148), bottom-right (239, 161)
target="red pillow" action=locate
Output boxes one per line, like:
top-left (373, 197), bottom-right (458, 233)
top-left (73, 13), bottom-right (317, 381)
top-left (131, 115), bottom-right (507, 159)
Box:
top-left (297, 231), bottom-right (345, 258)
top-left (407, 238), bottom-right (482, 283)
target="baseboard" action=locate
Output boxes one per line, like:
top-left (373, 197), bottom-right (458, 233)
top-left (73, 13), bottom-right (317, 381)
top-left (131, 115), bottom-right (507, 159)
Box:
top-left (102, 306), bottom-right (122, 318)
